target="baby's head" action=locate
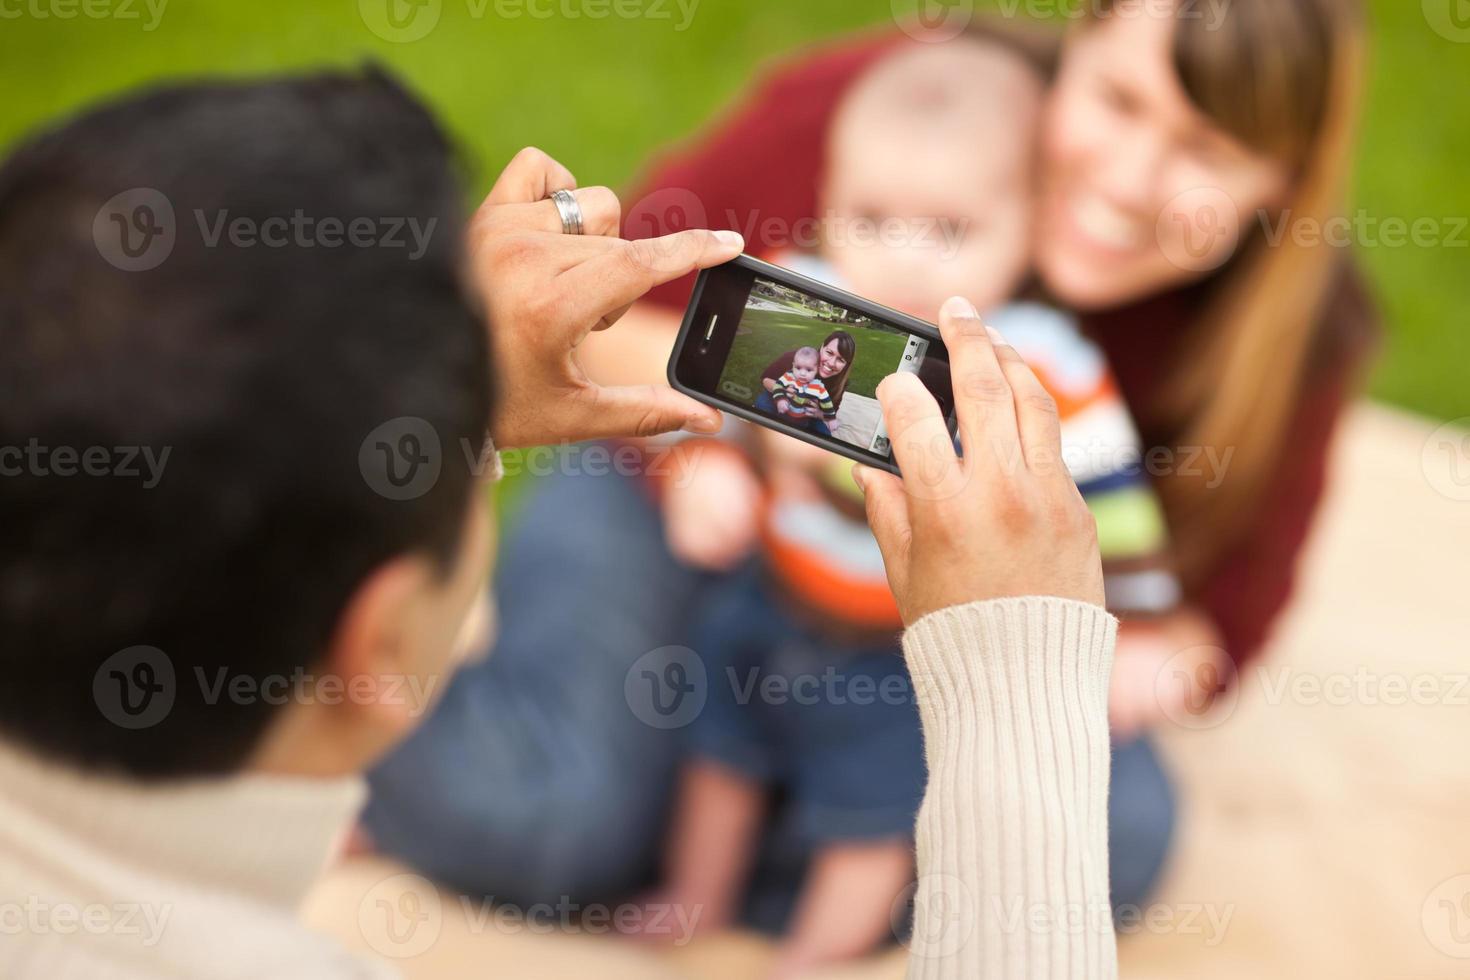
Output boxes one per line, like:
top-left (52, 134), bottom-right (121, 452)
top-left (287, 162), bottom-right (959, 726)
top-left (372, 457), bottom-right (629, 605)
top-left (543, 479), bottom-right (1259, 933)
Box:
top-left (820, 37), bottom-right (1044, 318)
top-left (790, 346), bottom-right (820, 385)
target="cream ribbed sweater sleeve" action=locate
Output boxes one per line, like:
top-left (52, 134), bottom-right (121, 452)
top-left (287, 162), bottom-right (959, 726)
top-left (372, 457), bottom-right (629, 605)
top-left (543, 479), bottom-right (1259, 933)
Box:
top-left (901, 596), bottom-right (1118, 980)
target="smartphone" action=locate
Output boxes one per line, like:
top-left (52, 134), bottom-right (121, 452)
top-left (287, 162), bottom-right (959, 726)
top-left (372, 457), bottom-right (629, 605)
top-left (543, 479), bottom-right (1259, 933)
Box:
top-left (667, 254), bottom-right (956, 475)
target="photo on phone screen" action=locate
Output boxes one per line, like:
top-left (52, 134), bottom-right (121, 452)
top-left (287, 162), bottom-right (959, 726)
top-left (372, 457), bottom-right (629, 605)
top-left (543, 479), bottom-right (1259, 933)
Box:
top-left (669, 256), bottom-right (955, 472)
top-left (716, 275), bottom-right (932, 457)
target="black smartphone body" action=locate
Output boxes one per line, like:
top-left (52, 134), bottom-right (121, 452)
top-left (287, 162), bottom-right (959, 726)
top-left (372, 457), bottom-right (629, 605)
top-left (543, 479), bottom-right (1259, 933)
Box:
top-left (667, 254), bottom-right (956, 475)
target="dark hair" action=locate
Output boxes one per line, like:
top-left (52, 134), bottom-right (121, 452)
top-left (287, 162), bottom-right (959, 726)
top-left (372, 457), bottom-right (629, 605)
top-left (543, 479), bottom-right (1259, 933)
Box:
top-left (0, 69), bottom-right (494, 779)
top-left (820, 330), bottom-right (857, 405)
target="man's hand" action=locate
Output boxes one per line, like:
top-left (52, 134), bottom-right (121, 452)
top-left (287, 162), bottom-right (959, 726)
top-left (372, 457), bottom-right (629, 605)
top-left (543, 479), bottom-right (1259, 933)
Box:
top-left (855, 296), bottom-right (1104, 625)
top-left (466, 147), bottom-right (742, 449)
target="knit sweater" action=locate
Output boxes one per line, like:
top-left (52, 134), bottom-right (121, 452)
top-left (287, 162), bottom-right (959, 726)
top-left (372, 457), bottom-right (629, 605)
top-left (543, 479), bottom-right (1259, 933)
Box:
top-left (0, 596), bottom-right (1116, 979)
top-left (0, 746), bottom-right (387, 979)
top-left (903, 597), bottom-right (1118, 979)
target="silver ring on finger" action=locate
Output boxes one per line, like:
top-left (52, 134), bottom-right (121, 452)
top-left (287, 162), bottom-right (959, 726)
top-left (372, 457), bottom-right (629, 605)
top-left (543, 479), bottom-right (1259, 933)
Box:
top-left (548, 188), bottom-right (584, 236)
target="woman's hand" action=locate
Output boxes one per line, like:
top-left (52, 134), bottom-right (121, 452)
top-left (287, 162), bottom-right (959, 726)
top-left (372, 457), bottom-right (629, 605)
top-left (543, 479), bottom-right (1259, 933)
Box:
top-left (465, 147), bottom-right (743, 449)
top-left (1110, 605), bottom-right (1230, 740)
top-left (855, 297), bottom-right (1104, 625)
top-left (662, 447), bottom-right (764, 571)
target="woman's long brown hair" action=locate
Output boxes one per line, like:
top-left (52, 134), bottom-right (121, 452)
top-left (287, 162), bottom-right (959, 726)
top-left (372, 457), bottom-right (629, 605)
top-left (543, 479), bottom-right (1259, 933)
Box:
top-left (1081, 0), bottom-right (1369, 580)
top-left (820, 329), bottom-right (858, 406)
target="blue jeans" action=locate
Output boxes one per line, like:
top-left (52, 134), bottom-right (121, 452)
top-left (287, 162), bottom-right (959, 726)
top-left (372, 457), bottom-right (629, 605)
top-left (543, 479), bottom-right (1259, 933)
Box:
top-left (365, 466), bottom-right (1176, 919)
top-left (754, 390), bottom-right (832, 437)
top-left (688, 570), bottom-right (927, 846)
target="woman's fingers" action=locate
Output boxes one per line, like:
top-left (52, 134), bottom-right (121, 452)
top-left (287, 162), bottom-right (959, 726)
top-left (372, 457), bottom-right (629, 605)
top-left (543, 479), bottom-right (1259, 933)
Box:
top-left (484, 146), bottom-right (577, 205)
top-left (936, 297), bottom-right (1019, 468)
top-left (875, 372), bottom-right (965, 503)
top-left (991, 338), bottom-right (1065, 477)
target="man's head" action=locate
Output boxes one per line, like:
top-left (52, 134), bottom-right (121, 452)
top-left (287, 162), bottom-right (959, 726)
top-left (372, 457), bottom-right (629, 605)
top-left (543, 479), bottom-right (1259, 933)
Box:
top-left (790, 347), bottom-right (820, 386)
top-left (820, 37), bottom-right (1044, 318)
top-left (0, 69), bottom-right (497, 781)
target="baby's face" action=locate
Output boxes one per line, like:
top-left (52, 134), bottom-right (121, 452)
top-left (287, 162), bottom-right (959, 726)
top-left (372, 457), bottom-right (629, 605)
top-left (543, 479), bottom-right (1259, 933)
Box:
top-left (820, 42), bottom-right (1042, 320)
top-left (791, 351), bottom-right (819, 385)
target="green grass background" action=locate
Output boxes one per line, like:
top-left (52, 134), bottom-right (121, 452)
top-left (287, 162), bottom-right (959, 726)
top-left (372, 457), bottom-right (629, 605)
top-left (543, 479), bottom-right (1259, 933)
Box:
top-left (1, 0), bottom-right (1466, 421)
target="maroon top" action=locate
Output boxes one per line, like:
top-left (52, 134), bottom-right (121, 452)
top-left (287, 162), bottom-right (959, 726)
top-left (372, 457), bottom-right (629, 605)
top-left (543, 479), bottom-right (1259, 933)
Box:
top-left (625, 34), bottom-right (1377, 664)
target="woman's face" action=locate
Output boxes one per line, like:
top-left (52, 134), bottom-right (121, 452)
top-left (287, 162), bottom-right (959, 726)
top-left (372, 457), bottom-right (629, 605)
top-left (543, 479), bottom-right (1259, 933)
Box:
top-left (1036, 6), bottom-right (1293, 311)
top-left (819, 339), bottom-right (849, 379)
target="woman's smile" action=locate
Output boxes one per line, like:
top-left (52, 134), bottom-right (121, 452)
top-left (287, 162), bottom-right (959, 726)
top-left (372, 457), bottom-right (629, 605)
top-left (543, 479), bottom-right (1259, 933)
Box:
top-left (819, 342), bottom-right (848, 377)
top-left (1067, 190), bottom-right (1148, 255)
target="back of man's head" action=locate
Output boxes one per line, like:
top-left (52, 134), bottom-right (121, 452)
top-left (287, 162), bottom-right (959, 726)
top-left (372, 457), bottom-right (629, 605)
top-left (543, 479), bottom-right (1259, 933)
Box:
top-left (0, 69), bottom-right (494, 780)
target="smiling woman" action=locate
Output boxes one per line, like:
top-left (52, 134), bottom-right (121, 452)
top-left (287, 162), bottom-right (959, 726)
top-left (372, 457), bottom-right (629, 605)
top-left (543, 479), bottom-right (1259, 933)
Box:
top-left (1040, 0), bottom-right (1370, 578)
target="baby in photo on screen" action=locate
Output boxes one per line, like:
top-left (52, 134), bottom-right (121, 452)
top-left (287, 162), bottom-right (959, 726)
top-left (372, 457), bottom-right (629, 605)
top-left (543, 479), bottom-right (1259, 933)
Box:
top-left (646, 34), bottom-right (1181, 975)
top-left (770, 346), bottom-right (837, 430)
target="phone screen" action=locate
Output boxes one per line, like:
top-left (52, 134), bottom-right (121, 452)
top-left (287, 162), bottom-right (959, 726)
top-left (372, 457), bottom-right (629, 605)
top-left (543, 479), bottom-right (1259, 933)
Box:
top-left (671, 257), bottom-right (954, 469)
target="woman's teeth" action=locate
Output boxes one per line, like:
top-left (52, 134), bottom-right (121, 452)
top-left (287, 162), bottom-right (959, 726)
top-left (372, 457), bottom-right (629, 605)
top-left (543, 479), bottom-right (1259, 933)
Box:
top-left (1073, 194), bottom-right (1145, 251)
